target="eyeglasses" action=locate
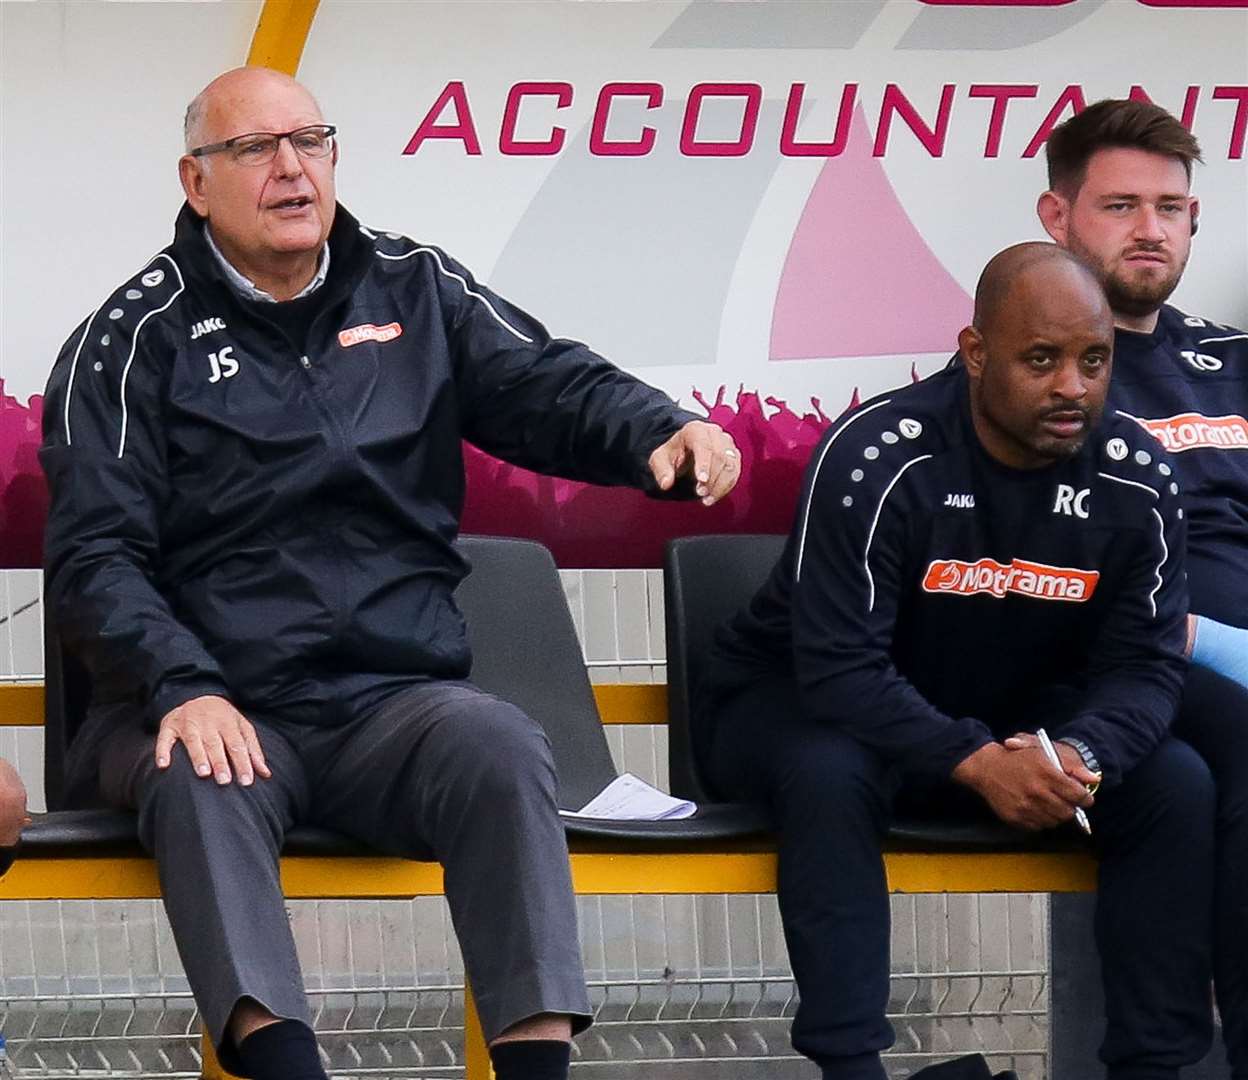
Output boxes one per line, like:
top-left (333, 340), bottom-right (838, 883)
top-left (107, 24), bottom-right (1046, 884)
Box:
top-left (188, 124), bottom-right (337, 167)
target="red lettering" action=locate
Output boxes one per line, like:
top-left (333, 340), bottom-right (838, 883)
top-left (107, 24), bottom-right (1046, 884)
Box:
top-left (590, 82), bottom-right (663, 156)
top-left (403, 81), bottom-right (481, 156)
top-left (499, 82), bottom-right (573, 155)
top-left (968, 84), bottom-right (1039, 157)
top-left (1128, 84), bottom-right (1200, 129)
top-left (680, 83), bottom-right (763, 157)
top-left (780, 83), bottom-right (857, 157)
top-left (1213, 86), bottom-right (1248, 158)
top-left (1022, 84), bottom-right (1086, 158)
top-left (873, 83), bottom-right (956, 158)
top-left (920, 0), bottom-right (1247, 4)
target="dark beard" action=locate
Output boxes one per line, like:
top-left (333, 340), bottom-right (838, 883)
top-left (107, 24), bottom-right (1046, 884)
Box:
top-left (1066, 234), bottom-right (1185, 321)
top-left (1101, 267), bottom-right (1183, 318)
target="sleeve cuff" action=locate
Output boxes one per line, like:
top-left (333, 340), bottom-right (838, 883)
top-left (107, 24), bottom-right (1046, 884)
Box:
top-left (148, 678), bottom-right (232, 731)
top-left (909, 722), bottom-right (996, 779)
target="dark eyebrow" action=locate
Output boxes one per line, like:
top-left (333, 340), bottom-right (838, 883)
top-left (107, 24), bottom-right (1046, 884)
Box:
top-left (1097, 191), bottom-right (1188, 202)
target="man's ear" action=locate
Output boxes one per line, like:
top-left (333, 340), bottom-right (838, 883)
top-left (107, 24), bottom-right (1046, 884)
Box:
top-left (1189, 197), bottom-right (1200, 237)
top-left (958, 326), bottom-right (986, 379)
top-left (1036, 190), bottom-right (1069, 246)
top-left (179, 155), bottom-right (209, 218)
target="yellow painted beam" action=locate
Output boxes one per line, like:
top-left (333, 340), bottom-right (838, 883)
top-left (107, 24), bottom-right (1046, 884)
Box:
top-left (0, 682), bottom-right (43, 726)
top-left (570, 851), bottom-right (778, 894)
top-left (0, 682), bottom-right (668, 728)
top-left (592, 682), bottom-right (668, 725)
top-left (200, 1032), bottom-right (243, 1080)
top-left (885, 850), bottom-right (1096, 894)
top-left (280, 855), bottom-right (444, 897)
top-left (464, 985), bottom-right (495, 1080)
top-left (246, 0), bottom-right (320, 75)
top-left (0, 849), bottom-right (1094, 901)
top-left (0, 856), bottom-right (162, 900)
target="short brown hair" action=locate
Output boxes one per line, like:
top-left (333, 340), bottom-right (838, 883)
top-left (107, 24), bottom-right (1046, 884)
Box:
top-left (1046, 99), bottom-right (1203, 196)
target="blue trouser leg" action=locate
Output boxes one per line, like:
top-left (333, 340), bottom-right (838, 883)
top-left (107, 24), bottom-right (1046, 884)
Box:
top-left (1172, 667), bottom-right (1248, 1078)
top-left (701, 676), bottom-right (893, 1080)
top-left (700, 678), bottom-right (1219, 1080)
top-left (1087, 737), bottom-right (1216, 1080)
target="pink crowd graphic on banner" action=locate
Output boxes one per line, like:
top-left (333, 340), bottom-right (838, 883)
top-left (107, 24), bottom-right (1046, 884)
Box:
top-left (0, 383), bottom-right (854, 570)
top-left (0, 384), bottom-right (47, 570)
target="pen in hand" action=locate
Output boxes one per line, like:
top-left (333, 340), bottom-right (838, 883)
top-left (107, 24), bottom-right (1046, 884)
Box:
top-left (1035, 728), bottom-right (1092, 836)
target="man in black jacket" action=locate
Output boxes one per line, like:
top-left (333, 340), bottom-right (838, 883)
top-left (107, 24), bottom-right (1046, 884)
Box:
top-left (699, 244), bottom-right (1214, 1080)
top-left (40, 66), bottom-right (738, 1080)
top-left (1037, 100), bottom-right (1248, 1075)
top-left (0, 758), bottom-right (27, 876)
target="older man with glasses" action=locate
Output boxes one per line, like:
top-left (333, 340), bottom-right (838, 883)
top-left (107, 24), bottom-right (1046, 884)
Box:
top-left (40, 66), bottom-right (739, 1080)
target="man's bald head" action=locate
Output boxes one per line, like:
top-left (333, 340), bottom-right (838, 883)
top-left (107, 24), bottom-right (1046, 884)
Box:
top-left (177, 66), bottom-right (337, 301)
top-left (959, 242), bottom-right (1114, 470)
top-left (184, 67), bottom-right (323, 152)
top-left (972, 242), bottom-right (1108, 337)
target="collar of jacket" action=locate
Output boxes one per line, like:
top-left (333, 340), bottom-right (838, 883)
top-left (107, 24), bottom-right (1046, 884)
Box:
top-left (170, 201), bottom-right (375, 305)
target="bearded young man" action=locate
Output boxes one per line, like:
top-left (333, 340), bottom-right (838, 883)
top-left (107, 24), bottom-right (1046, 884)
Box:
top-left (1038, 99), bottom-right (1248, 1075)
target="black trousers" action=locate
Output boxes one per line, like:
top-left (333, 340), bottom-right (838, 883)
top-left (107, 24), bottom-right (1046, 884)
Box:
top-left (700, 675), bottom-right (1217, 1080)
top-left (1172, 666), bottom-right (1248, 1078)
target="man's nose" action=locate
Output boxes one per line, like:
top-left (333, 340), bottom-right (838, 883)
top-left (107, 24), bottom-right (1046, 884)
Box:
top-left (1052, 361), bottom-right (1089, 401)
top-left (271, 136), bottom-right (304, 179)
top-left (1132, 204), bottom-right (1166, 243)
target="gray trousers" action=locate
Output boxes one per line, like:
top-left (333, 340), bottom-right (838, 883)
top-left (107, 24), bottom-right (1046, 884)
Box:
top-left (69, 682), bottom-right (591, 1074)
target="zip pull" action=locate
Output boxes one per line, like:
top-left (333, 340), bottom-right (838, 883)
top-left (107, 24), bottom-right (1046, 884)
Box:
top-left (300, 355), bottom-right (311, 369)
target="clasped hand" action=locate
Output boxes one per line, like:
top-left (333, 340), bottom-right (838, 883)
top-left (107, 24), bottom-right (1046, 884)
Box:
top-left (953, 735), bottom-right (1098, 831)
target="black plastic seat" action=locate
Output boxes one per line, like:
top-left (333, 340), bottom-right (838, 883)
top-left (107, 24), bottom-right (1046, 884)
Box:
top-left (662, 534), bottom-right (1083, 854)
top-left (457, 535), bottom-right (773, 842)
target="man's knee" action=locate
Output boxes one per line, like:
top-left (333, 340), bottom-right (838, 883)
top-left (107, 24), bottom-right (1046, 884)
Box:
top-left (0, 758), bottom-right (27, 845)
top-left (772, 731), bottom-right (890, 824)
top-left (135, 748), bottom-right (289, 851)
top-left (1107, 739), bottom-right (1215, 843)
top-left (443, 693), bottom-right (557, 802)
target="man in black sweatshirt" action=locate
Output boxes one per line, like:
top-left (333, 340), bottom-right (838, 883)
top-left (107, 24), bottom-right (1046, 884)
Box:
top-left (699, 244), bottom-right (1214, 1080)
top-left (1037, 99), bottom-right (1247, 1075)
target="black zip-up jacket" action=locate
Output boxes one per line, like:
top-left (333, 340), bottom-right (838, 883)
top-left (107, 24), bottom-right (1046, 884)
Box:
top-left (41, 204), bottom-right (697, 731)
top-left (703, 367), bottom-right (1188, 787)
top-left (1108, 305), bottom-right (1248, 629)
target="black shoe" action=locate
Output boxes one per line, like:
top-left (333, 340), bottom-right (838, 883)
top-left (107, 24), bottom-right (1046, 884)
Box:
top-left (911, 1055), bottom-right (1017, 1080)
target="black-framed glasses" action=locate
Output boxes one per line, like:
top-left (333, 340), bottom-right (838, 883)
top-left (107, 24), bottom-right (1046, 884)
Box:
top-left (188, 124), bottom-right (337, 167)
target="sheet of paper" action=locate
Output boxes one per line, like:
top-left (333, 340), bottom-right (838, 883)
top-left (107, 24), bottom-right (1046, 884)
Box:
top-left (560, 773), bottom-right (697, 821)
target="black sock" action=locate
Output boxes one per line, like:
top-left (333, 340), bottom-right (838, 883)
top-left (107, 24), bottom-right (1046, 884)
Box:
top-left (235, 1019), bottom-right (328, 1080)
top-left (489, 1038), bottom-right (571, 1080)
